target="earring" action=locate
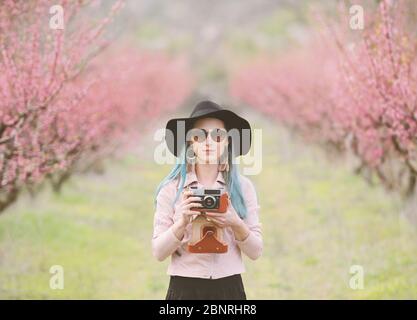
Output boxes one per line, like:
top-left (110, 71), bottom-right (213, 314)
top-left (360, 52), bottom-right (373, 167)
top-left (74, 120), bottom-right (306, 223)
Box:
top-left (186, 145), bottom-right (196, 172)
top-left (186, 145), bottom-right (196, 164)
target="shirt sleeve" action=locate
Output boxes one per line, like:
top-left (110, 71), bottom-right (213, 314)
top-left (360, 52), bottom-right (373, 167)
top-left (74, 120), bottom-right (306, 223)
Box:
top-left (151, 181), bottom-right (182, 261)
top-left (234, 176), bottom-right (263, 260)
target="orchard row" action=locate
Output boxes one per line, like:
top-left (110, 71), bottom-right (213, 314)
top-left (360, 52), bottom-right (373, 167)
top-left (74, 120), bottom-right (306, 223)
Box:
top-left (0, 1), bottom-right (192, 212)
top-left (231, 0), bottom-right (417, 199)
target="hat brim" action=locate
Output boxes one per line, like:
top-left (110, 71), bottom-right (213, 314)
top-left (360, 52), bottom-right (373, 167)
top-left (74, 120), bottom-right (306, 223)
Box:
top-left (165, 110), bottom-right (251, 157)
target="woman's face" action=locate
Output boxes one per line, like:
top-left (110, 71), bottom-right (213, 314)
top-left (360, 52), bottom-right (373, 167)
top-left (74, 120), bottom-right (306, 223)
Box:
top-left (188, 117), bottom-right (228, 165)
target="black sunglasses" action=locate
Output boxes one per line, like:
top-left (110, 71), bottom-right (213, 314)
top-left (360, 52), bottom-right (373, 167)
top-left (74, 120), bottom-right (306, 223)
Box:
top-left (187, 128), bottom-right (228, 143)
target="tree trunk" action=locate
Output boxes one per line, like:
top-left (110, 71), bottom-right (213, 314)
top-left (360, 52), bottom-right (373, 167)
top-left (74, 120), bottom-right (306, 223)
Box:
top-left (401, 187), bottom-right (417, 226)
top-left (0, 188), bottom-right (20, 214)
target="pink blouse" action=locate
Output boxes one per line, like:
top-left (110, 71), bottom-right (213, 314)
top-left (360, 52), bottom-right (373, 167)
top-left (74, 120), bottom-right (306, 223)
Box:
top-left (151, 169), bottom-right (263, 279)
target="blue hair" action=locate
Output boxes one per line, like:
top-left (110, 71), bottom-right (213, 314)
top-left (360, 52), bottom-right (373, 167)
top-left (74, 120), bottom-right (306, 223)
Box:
top-left (155, 142), bottom-right (248, 219)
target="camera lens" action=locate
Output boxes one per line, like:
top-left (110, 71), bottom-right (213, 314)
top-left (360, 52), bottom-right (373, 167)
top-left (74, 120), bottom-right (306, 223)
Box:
top-left (202, 196), bottom-right (216, 209)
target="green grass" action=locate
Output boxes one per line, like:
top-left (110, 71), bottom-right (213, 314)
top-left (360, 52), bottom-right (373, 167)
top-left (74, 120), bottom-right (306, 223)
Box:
top-left (0, 109), bottom-right (416, 299)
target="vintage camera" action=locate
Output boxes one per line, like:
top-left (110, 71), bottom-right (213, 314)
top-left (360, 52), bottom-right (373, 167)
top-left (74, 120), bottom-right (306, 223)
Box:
top-left (189, 187), bottom-right (229, 213)
top-left (187, 187), bottom-right (229, 254)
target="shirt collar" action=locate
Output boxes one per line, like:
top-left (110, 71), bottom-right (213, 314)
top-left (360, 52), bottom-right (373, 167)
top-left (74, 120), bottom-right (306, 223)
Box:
top-left (183, 168), bottom-right (226, 188)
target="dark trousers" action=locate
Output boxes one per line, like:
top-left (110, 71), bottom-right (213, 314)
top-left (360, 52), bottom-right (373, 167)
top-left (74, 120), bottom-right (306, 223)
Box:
top-left (165, 274), bottom-right (247, 300)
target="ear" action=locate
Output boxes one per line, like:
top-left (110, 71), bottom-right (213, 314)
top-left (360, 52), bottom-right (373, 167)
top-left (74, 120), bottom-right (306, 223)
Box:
top-left (186, 140), bottom-right (195, 152)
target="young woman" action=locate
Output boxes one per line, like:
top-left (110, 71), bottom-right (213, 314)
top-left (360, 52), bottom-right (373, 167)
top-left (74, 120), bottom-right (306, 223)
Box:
top-left (152, 100), bottom-right (262, 300)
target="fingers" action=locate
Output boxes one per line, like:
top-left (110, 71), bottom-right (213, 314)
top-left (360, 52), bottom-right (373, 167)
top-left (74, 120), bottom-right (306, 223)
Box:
top-left (205, 212), bottom-right (224, 217)
top-left (206, 215), bottom-right (226, 223)
top-left (208, 217), bottom-right (225, 224)
top-left (183, 196), bottom-right (201, 205)
top-left (183, 202), bottom-right (202, 210)
top-left (182, 190), bottom-right (193, 201)
top-left (208, 218), bottom-right (226, 228)
top-left (183, 210), bottom-right (201, 216)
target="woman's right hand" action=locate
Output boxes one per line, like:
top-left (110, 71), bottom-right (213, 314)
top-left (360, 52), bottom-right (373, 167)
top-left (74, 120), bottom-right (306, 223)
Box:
top-left (178, 190), bottom-right (202, 227)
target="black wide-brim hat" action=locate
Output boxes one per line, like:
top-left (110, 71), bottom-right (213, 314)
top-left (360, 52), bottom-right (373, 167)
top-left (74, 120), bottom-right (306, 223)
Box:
top-left (165, 100), bottom-right (252, 157)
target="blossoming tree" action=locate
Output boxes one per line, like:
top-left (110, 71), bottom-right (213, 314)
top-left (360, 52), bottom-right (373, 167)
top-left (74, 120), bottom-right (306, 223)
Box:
top-left (231, 0), bottom-right (417, 207)
top-left (0, 1), bottom-right (192, 212)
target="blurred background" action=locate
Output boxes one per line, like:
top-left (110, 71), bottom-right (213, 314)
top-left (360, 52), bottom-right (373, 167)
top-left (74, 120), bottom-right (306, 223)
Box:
top-left (0, 0), bottom-right (416, 299)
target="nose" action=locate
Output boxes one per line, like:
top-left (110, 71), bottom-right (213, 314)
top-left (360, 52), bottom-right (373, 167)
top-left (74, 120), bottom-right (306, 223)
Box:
top-left (206, 136), bottom-right (214, 146)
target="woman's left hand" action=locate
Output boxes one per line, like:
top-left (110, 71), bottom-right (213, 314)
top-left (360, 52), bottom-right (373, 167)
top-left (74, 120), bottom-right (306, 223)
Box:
top-left (204, 199), bottom-right (242, 229)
